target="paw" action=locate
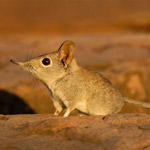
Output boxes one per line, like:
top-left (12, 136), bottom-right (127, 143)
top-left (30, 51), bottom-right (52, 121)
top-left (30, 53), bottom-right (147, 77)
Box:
top-left (54, 110), bottom-right (59, 115)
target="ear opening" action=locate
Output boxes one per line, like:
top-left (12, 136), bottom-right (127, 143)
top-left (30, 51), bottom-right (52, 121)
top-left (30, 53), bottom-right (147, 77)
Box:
top-left (58, 40), bottom-right (75, 68)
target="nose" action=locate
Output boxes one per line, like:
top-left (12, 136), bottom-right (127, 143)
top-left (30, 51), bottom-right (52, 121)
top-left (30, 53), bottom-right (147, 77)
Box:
top-left (10, 59), bottom-right (19, 65)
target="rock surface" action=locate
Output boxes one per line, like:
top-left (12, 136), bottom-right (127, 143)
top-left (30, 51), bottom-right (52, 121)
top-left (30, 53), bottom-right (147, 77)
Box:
top-left (0, 113), bottom-right (150, 150)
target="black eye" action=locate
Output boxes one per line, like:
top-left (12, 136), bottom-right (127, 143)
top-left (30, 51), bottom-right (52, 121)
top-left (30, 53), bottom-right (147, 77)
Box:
top-left (42, 58), bottom-right (51, 66)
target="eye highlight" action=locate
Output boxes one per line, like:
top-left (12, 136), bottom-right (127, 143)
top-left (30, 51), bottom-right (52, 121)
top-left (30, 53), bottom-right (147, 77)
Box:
top-left (42, 58), bottom-right (51, 66)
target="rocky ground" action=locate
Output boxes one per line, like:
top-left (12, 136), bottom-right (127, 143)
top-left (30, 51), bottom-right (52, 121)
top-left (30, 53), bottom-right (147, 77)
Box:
top-left (0, 113), bottom-right (150, 150)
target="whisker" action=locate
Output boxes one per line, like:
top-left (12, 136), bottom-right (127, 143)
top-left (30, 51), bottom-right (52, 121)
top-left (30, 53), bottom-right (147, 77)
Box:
top-left (29, 48), bottom-right (35, 60)
top-left (32, 77), bottom-right (49, 105)
top-left (26, 49), bottom-right (30, 61)
top-left (36, 78), bottom-right (48, 98)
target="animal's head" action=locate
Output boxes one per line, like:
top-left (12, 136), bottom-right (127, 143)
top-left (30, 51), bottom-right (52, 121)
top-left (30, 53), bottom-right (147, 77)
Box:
top-left (11, 40), bottom-right (77, 83)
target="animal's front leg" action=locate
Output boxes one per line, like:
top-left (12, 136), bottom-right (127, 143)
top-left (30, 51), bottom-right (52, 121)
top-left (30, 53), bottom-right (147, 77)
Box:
top-left (53, 100), bottom-right (65, 116)
top-left (54, 109), bottom-right (62, 115)
top-left (54, 106), bottom-right (64, 116)
top-left (63, 108), bottom-right (71, 117)
top-left (63, 105), bottom-right (76, 117)
top-left (63, 99), bottom-right (85, 117)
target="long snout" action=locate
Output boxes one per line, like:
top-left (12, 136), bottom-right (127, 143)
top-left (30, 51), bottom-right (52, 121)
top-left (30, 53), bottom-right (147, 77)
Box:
top-left (10, 59), bottom-right (32, 73)
top-left (10, 60), bottom-right (24, 66)
top-left (10, 59), bottom-right (20, 65)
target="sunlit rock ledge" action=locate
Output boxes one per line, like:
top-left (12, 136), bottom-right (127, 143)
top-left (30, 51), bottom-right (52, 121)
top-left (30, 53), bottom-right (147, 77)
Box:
top-left (0, 113), bottom-right (150, 150)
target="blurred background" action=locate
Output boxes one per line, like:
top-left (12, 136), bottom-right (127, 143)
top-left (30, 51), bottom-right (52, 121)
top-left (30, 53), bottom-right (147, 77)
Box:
top-left (1, 0), bottom-right (150, 33)
top-left (0, 0), bottom-right (150, 115)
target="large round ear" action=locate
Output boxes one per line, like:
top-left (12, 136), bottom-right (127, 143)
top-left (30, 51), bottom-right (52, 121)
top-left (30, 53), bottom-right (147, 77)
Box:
top-left (58, 40), bottom-right (75, 68)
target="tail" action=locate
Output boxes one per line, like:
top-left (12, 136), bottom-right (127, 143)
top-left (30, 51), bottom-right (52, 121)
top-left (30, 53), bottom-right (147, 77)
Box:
top-left (124, 97), bottom-right (150, 109)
